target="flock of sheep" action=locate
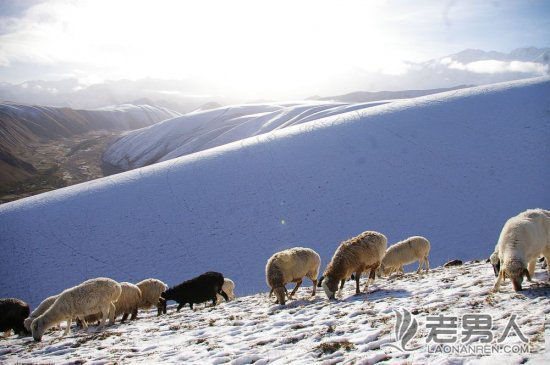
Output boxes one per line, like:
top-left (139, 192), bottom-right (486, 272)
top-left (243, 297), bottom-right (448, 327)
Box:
top-left (0, 275), bottom-right (235, 342)
top-left (0, 208), bottom-right (548, 344)
top-left (266, 232), bottom-right (430, 305)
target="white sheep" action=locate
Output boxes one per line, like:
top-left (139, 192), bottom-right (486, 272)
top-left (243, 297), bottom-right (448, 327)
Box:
top-left (266, 247), bottom-right (321, 305)
top-left (114, 282), bottom-right (142, 321)
top-left (216, 278), bottom-right (236, 304)
top-left (493, 208), bottom-right (550, 292)
top-left (320, 231), bottom-right (387, 299)
top-left (378, 236), bottom-right (430, 277)
top-left (24, 295), bottom-right (60, 332)
top-left (136, 278), bottom-right (168, 316)
top-left (31, 278), bottom-right (122, 341)
top-left (82, 282), bottom-right (142, 324)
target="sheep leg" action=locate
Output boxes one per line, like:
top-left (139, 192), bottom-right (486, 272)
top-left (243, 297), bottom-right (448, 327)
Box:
top-left (98, 305), bottom-right (110, 329)
top-left (493, 270), bottom-right (505, 292)
top-left (355, 271), bottom-right (362, 294)
top-left (108, 303), bottom-right (116, 325)
top-left (131, 308), bottom-right (138, 320)
top-left (369, 267), bottom-right (376, 282)
top-left (289, 280), bottom-right (302, 298)
top-left (425, 256), bottom-right (430, 272)
top-left (339, 280), bottom-right (346, 290)
top-left (121, 313), bottom-right (129, 323)
top-left (189, 303), bottom-right (194, 310)
top-left (416, 260), bottom-right (423, 274)
top-left (311, 279), bottom-right (317, 296)
top-left (79, 318), bottom-right (88, 330)
top-left (177, 303), bottom-right (184, 312)
top-left (157, 298), bottom-right (166, 316)
top-left (364, 269), bottom-right (376, 292)
top-left (62, 318), bottom-right (72, 336)
top-left (527, 260), bottom-right (536, 281)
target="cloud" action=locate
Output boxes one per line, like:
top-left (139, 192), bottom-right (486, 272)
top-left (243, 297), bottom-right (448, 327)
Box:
top-left (0, 54), bottom-right (10, 67)
top-left (445, 59), bottom-right (548, 75)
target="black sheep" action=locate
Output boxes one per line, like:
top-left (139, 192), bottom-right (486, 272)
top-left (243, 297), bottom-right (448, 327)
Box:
top-left (159, 271), bottom-right (229, 313)
top-left (0, 298), bottom-right (30, 336)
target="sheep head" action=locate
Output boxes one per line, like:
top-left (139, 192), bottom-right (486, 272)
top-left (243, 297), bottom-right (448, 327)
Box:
top-left (489, 251), bottom-right (500, 277)
top-left (159, 290), bottom-right (173, 314)
top-left (273, 287), bottom-right (287, 305)
top-left (157, 297), bottom-right (167, 315)
top-left (321, 276), bottom-right (338, 300)
top-left (31, 317), bottom-right (45, 342)
top-left (24, 317), bottom-right (33, 332)
top-left (506, 260), bottom-right (529, 291)
top-left (377, 264), bottom-right (393, 277)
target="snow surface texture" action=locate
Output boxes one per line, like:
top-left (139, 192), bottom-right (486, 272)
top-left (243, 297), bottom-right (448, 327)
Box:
top-left (0, 78), bottom-right (549, 308)
top-left (103, 100), bottom-right (390, 170)
top-left (1, 261), bottom-right (548, 364)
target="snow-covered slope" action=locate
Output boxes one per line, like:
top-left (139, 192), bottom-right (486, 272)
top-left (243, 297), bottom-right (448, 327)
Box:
top-left (103, 100), bottom-right (390, 170)
top-left (0, 78), bottom-right (549, 308)
top-left (1, 261), bottom-right (548, 364)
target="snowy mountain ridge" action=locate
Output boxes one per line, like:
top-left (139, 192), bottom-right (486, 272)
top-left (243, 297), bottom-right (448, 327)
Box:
top-left (103, 100), bottom-right (391, 170)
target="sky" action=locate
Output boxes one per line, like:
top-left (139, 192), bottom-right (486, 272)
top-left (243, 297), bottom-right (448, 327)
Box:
top-left (0, 0), bottom-right (549, 99)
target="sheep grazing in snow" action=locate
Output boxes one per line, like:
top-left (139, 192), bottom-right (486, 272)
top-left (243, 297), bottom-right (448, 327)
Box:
top-left (0, 298), bottom-right (30, 337)
top-left (82, 282), bottom-right (142, 324)
top-left (378, 236), bottom-right (430, 277)
top-left (265, 247), bottom-right (321, 305)
top-left (159, 272), bottom-right (229, 313)
top-left (135, 278), bottom-right (168, 316)
top-left (493, 208), bottom-right (550, 292)
top-left (216, 278), bottom-right (236, 304)
top-left (31, 278), bottom-right (122, 341)
top-left (24, 295), bottom-right (61, 333)
top-left (320, 231), bottom-right (387, 299)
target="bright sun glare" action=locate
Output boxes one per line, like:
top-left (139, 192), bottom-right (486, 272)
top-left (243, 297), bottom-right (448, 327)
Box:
top-left (12, 0), bottom-right (414, 98)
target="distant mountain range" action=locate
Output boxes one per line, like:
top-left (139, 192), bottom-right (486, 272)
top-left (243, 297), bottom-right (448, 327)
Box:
top-left (0, 79), bottom-right (233, 114)
top-left (313, 85), bottom-right (473, 103)
top-left (0, 48), bottom-right (547, 109)
top-left (331, 47), bottom-right (549, 94)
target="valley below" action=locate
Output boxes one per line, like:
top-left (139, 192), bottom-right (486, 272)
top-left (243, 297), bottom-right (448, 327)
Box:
top-left (0, 131), bottom-right (121, 203)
